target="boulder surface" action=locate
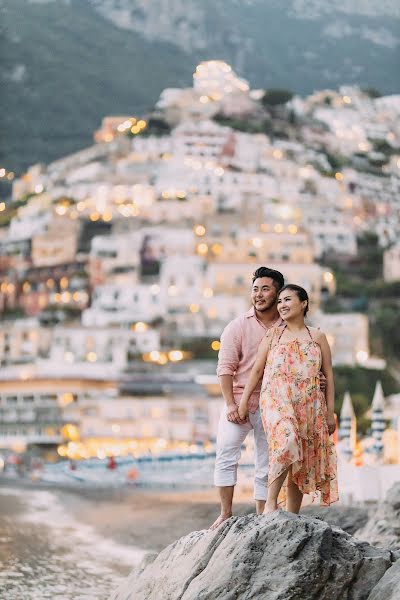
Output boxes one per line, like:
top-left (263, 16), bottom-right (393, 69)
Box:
top-left (356, 482), bottom-right (400, 550)
top-left (110, 511), bottom-right (392, 600)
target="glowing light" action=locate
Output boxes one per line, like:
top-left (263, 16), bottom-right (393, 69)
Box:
top-left (134, 322), bottom-right (148, 333)
top-left (194, 225), bottom-right (206, 236)
top-left (22, 282), bottom-right (31, 293)
top-left (335, 172), bottom-right (344, 182)
top-left (60, 393), bottom-right (74, 406)
top-left (343, 96), bottom-right (352, 104)
top-left (288, 224), bottom-right (298, 234)
top-left (77, 201), bottom-right (86, 212)
top-left (215, 167), bottom-right (224, 176)
top-left (102, 212), bottom-right (113, 222)
top-left (0, 202), bottom-right (6, 212)
top-left (111, 424), bottom-right (121, 433)
top-left (150, 284), bottom-right (160, 295)
top-left (61, 424), bottom-right (79, 441)
top-left (273, 150), bottom-right (283, 159)
top-left (189, 304), bottom-right (199, 313)
top-left (200, 95), bottom-right (209, 103)
top-left (323, 271), bottom-right (334, 283)
top-left (252, 238), bottom-right (262, 248)
top-left (168, 350), bottom-right (184, 362)
top-left (274, 224), bottom-right (284, 233)
top-left (90, 212), bottom-right (100, 221)
top-left (46, 278), bottom-right (55, 289)
top-left (211, 340), bottom-right (221, 351)
top-left (197, 243), bottom-right (208, 255)
top-left (86, 351), bottom-right (97, 362)
top-left (56, 205), bottom-right (67, 216)
top-left (0, 169), bottom-right (5, 177)
top-left (203, 287), bottom-right (213, 298)
top-left (34, 184), bottom-right (44, 194)
top-left (211, 243), bottom-right (222, 255)
top-left (60, 276), bottom-right (69, 289)
top-left (149, 350), bottom-right (161, 362)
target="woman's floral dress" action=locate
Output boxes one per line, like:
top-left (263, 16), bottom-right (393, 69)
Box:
top-left (260, 326), bottom-right (338, 506)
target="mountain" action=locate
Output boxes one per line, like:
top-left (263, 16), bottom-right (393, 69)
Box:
top-left (1, 0), bottom-right (399, 174)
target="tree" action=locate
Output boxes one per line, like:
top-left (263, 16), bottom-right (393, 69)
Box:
top-left (262, 89), bottom-right (294, 108)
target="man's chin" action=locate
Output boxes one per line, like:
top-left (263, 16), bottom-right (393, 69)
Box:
top-left (254, 303), bottom-right (273, 312)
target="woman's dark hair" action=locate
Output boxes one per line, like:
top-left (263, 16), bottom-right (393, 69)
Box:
top-left (252, 267), bottom-right (285, 291)
top-left (279, 284), bottom-right (309, 316)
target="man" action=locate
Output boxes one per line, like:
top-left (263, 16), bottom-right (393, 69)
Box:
top-left (210, 266), bottom-right (285, 529)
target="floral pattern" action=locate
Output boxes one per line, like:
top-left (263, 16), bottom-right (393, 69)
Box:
top-left (260, 328), bottom-right (338, 506)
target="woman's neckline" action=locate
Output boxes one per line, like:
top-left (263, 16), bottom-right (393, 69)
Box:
top-left (277, 324), bottom-right (315, 345)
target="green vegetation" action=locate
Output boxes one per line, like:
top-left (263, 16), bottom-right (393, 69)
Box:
top-left (323, 233), bottom-right (400, 365)
top-left (333, 366), bottom-right (399, 433)
top-left (128, 117), bottom-right (171, 138)
top-left (261, 89), bottom-right (294, 107)
top-left (213, 114), bottom-right (272, 135)
top-left (2, 0), bottom-right (398, 174)
top-left (181, 337), bottom-right (219, 360)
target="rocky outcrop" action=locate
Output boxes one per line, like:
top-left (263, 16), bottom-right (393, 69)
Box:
top-left (356, 482), bottom-right (400, 550)
top-left (367, 558), bottom-right (400, 600)
top-left (302, 504), bottom-right (369, 536)
top-left (110, 511), bottom-right (392, 600)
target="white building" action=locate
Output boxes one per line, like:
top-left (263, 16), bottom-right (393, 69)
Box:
top-left (82, 284), bottom-right (166, 326)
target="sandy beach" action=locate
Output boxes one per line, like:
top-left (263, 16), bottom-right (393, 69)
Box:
top-left (0, 482), bottom-right (255, 599)
top-left (0, 480), bottom-right (370, 599)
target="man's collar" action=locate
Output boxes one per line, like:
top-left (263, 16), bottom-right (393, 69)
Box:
top-left (245, 307), bottom-right (256, 318)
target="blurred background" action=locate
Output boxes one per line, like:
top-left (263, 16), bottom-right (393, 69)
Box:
top-left (0, 1), bottom-right (400, 598)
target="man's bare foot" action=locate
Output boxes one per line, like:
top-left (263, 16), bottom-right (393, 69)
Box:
top-left (209, 513), bottom-right (232, 530)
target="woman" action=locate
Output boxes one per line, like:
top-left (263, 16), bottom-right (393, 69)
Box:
top-left (238, 284), bottom-right (338, 514)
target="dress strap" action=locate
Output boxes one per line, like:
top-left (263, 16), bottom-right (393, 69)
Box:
top-left (306, 326), bottom-right (314, 341)
top-left (276, 324), bottom-right (287, 343)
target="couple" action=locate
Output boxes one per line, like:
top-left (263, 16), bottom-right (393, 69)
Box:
top-left (211, 266), bottom-right (338, 529)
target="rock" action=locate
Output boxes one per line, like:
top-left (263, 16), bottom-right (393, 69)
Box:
top-left (356, 482), bottom-right (400, 549)
top-left (110, 511), bottom-right (391, 600)
top-left (368, 559), bottom-right (400, 600)
top-left (301, 504), bottom-right (369, 535)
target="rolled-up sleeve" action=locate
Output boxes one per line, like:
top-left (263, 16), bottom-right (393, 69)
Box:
top-left (216, 319), bottom-right (242, 377)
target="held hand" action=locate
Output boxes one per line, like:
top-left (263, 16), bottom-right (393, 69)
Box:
top-left (319, 372), bottom-right (327, 393)
top-left (226, 402), bottom-right (247, 425)
top-left (238, 402), bottom-right (249, 422)
top-left (327, 413), bottom-right (336, 436)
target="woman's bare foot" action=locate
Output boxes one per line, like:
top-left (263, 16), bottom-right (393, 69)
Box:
top-left (263, 504), bottom-right (278, 515)
top-left (209, 513), bottom-right (232, 530)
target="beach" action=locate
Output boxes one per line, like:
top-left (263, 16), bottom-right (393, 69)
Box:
top-left (0, 483), bottom-right (254, 599)
top-left (0, 480), bottom-right (370, 599)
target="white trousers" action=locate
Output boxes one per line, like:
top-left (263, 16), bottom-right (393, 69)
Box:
top-left (214, 406), bottom-right (269, 500)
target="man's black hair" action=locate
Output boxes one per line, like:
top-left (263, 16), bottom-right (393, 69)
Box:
top-left (252, 267), bottom-right (285, 291)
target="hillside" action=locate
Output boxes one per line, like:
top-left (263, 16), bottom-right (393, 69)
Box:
top-left (1, 0), bottom-right (399, 174)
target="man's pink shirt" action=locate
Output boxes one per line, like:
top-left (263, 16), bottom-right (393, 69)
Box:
top-left (216, 308), bottom-right (283, 413)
